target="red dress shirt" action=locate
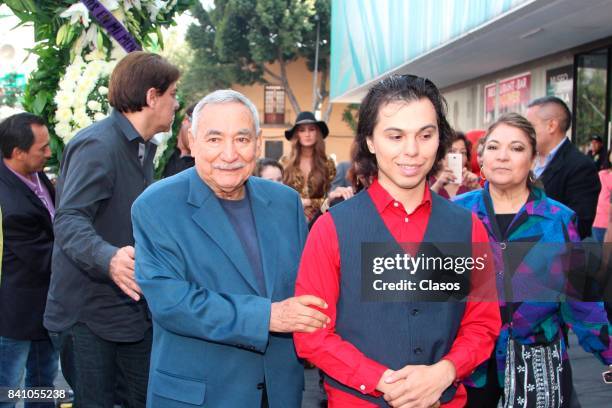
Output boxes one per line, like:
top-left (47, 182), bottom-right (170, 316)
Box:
top-left (294, 179), bottom-right (500, 407)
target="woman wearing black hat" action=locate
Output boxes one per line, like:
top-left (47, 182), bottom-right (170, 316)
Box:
top-left (283, 111), bottom-right (336, 221)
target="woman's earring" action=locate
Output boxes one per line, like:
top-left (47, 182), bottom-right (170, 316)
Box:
top-left (480, 165), bottom-right (486, 181)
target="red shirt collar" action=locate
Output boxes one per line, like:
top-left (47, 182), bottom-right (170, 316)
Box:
top-left (367, 178), bottom-right (432, 215)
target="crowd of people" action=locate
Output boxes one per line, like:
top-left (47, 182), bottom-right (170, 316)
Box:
top-left (0, 51), bottom-right (611, 408)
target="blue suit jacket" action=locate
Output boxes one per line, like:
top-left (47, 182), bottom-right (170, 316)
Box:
top-left (132, 169), bottom-right (308, 407)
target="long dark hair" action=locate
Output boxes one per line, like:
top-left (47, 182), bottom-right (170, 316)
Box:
top-left (352, 74), bottom-right (454, 183)
top-left (283, 127), bottom-right (330, 197)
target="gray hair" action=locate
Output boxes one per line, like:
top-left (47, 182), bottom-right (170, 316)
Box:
top-left (191, 89), bottom-right (260, 137)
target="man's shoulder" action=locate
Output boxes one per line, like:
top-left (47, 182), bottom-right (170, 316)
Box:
top-left (249, 176), bottom-right (299, 201)
top-left (559, 139), bottom-right (595, 169)
top-left (135, 169), bottom-right (192, 210)
top-left (64, 118), bottom-right (117, 155)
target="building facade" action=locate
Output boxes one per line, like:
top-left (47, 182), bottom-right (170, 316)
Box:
top-left (233, 58), bottom-right (354, 163)
top-left (331, 0), bottom-right (612, 152)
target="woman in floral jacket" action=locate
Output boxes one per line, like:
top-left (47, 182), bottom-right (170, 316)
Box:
top-left (454, 113), bottom-right (611, 407)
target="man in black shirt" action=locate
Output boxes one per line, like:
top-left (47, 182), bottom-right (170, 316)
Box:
top-left (45, 52), bottom-right (180, 408)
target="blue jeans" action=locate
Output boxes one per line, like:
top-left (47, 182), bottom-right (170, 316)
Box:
top-left (50, 323), bottom-right (151, 408)
top-left (0, 336), bottom-right (58, 408)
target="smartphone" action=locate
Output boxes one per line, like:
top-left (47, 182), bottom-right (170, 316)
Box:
top-left (447, 153), bottom-right (463, 184)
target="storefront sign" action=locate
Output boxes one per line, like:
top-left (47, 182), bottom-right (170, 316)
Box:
top-left (546, 65), bottom-right (573, 106)
top-left (499, 72), bottom-right (531, 115)
top-left (484, 83), bottom-right (497, 124)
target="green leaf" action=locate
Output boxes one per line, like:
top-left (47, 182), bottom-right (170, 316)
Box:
top-left (32, 92), bottom-right (48, 115)
top-left (97, 28), bottom-right (104, 51)
top-left (156, 25), bottom-right (164, 49)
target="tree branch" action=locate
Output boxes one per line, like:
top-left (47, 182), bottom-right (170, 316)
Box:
top-left (278, 50), bottom-right (301, 115)
top-left (263, 66), bottom-right (282, 83)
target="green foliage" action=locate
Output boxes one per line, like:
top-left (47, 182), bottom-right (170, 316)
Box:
top-left (4, 0), bottom-right (74, 170)
top-left (575, 68), bottom-right (607, 149)
top-left (184, 0), bottom-right (330, 113)
top-left (3, 0), bottom-right (192, 175)
top-left (341, 103), bottom-right (359, 132)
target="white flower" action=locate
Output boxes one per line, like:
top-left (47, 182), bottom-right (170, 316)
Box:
top-left (55, 108), bottom-right (73, 123)
top-left (59, 78), bottom-right (76, 92)
top-left (85, 49), bottom-right (106, 62)
top-left (82, 69), bottom-right (100, 86)
top-left (109, 43), bottom-right (127, 62)
top-left (54, 91), bottom-right (75, 108)
top-left (74, 109), bottom-right (92, 128)
top-left (123, 0), bottom-right (142, 11)
top-left (111, 7), bottom-right (126, 24)
top-left (63, 69), bottom-right (81, 84)
top-left (98, 86), bottom-right (109, 96)
top-left (101, 0), bottom-right (120, 10)
top-left (80, 26), bottom-right (98, 51)
top-left (87, 100), bottom-right (102, 112)
top-left (72, 55), bottom-right (86, 69)
top-left (76, 79), bottom-right (94, 96)
top-left (60, 3), bottom-right (90, 27)
top-left (55, 123), bottom-right (74, 142)
top-left (146, 0), bottom-right (165, 20)
top-left (94, 112), bottom-right (107, 121)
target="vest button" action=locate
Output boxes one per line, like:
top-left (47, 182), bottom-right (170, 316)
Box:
top-left (411, 309), bottom-right (419, 316)
top-left (414, 347), bottom-right (423, 354)
top-left (257, 382), bottom-right (264, 390)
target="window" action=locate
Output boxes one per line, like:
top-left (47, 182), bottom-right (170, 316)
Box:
top-left (574, 49), bottom-right (608, 150)
top-left (264, 85), bottom-right (285, 124)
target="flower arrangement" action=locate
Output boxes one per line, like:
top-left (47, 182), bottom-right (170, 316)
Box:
top-left (5, 0), bottom-right (191, 172)
top-left (53, 54), bottom-right (117, 143)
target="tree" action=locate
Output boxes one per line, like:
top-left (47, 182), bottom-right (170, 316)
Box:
top-left (185, 0), bottom-right (332, 119)
top-left (575, 68), bottom-right (607, 149)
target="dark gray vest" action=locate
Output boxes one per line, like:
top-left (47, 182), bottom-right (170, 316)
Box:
top-left (327, 190), bottom-right (473, 405)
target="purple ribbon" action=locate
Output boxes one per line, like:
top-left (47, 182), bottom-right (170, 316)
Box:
top-left (80, 0), bottom-right (142, 52)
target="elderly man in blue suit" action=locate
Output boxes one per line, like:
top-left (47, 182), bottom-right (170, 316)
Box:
top-left (131, 90), bottom-right (329, 408)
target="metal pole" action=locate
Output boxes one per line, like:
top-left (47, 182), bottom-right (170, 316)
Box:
top-left (312, 15), bottom-right (320, 114)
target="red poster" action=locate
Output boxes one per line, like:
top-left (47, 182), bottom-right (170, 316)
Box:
top-left (484, 83), bottom-right (497, 124)
top-left (498, 72), bottom-right (531, 115)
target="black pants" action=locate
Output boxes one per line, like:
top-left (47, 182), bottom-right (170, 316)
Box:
top-left (50, 323), bottom-right (152, 408)
top-left (466, 355), bottom-right (501, 407)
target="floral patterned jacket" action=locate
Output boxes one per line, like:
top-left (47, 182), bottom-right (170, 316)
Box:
top-left (454, 184), bottom-right (612, 387)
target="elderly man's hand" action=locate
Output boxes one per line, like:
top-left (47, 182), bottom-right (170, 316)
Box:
top-left (270, 295), bottom-right (330, 333)
top-left (109, 245), bottom-right (142, 301)
top-left (382, 360), bottom-right (455, 408)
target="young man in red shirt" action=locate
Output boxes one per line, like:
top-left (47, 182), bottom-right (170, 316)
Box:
top-left (294, 75), bottom-right (500, 408)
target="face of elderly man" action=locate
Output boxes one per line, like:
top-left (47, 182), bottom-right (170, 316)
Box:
top-left (190, 101), bottom-right (261, 199)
